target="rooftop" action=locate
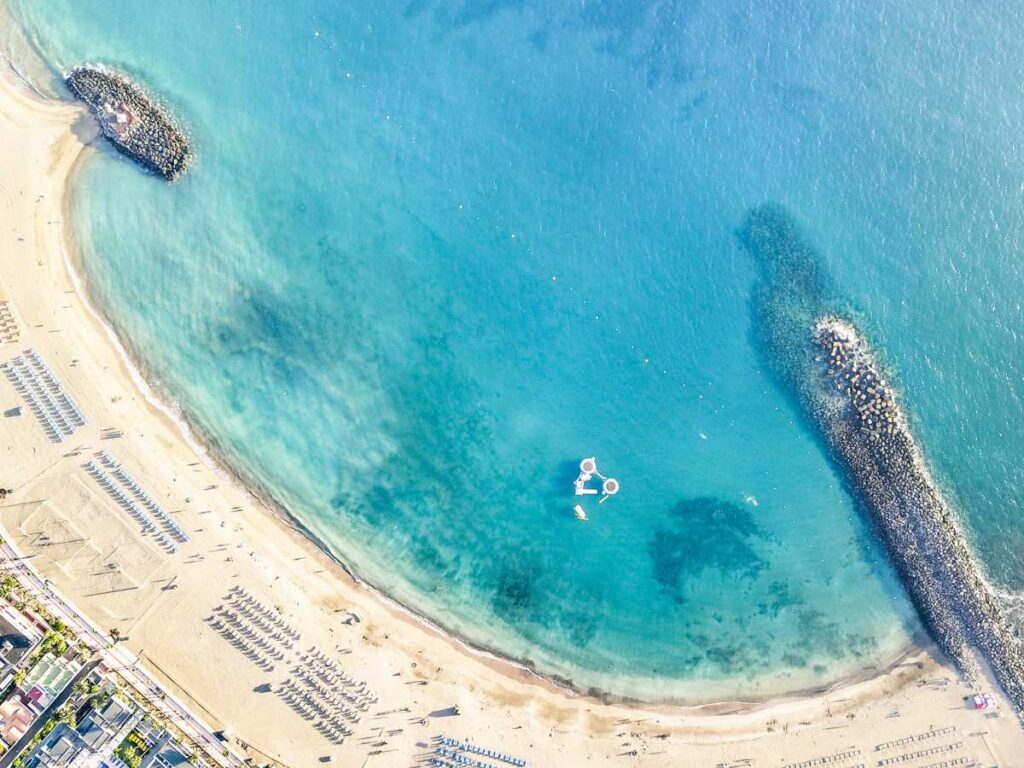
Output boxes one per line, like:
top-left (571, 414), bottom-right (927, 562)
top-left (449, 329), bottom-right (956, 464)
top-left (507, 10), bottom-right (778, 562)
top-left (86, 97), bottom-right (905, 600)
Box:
top-left (23, 655), bottom-right (80, 698)
top-left (0, 612), bottom-right (37, 668)
top-left (78, 695), bottom-right (138, 751)
top-left (0, 695), bottom-right (35, 746)
top-left (23, 723), bottom-right (85, 768)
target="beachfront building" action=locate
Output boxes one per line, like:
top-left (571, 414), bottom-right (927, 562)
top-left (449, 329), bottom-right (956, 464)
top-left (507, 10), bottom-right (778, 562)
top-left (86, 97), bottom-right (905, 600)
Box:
top-left (0, 607), bottom-right (42, 688)
top-left (114, 717), bottom-right (191, 768)
top-left (19, 694), bottom-right (141, 768)
top-left (136, 730), bottom-right (190, 768)
top-left (77, 695), bottom-right (142, 756)
top-left (21, 656), bottom-right (81, 714)
top-left (21, 723), bottom-right (88, 768)
top-left (0, 694), bottom-right (36, 748)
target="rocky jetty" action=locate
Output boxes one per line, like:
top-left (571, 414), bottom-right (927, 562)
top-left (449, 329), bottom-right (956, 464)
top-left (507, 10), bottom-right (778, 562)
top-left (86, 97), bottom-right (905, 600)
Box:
top-left (812, 317), bottom-right (1024, 709)
top-left (65, 65), bottom-right (191, 181)
top-left (742, 204), bottom-right (1024, 713)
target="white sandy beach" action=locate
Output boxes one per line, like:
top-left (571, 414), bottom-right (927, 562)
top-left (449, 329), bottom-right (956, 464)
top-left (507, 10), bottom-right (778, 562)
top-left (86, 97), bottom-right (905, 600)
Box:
top-left (0, 60), bottom-right (1021, 768)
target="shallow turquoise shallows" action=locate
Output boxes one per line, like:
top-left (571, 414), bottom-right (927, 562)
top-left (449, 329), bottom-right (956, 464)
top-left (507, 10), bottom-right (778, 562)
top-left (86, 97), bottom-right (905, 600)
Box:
top-left (10, 0), bottom-right (1024, 701)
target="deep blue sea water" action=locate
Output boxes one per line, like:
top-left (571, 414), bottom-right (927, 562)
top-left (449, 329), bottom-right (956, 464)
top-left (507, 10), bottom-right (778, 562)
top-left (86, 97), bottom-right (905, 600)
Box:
top-left (8, 0), bottom-right (1024, 700)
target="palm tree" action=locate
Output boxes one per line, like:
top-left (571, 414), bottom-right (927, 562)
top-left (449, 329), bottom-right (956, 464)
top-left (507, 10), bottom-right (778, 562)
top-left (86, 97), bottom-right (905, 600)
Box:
top-left (0, 576), bottom-right (18, 598)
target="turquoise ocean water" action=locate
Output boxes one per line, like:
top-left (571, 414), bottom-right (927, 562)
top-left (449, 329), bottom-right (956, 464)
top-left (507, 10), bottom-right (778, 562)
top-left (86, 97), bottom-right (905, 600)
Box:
top-left (7, 0), bottom-right (1024, 701)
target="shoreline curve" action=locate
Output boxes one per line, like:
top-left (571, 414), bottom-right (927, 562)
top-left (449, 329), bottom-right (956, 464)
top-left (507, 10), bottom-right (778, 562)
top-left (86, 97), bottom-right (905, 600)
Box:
top-left (49, 90), bottom-right (924, 709)
top-left (5, 15), bottom-right (1024, 767)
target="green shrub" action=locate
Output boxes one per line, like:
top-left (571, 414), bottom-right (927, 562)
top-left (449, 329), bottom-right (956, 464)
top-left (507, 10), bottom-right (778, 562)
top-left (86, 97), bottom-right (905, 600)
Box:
top-left (0, 576), bottom-right (17, 598)
top-left (39, 631), bottom-right (67, 657)
top-left (114, 743), bottom-right (142, 768)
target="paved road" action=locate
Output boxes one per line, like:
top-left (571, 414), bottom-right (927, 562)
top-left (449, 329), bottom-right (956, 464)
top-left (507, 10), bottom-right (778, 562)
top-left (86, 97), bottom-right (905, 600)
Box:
top-left (0, 540), bottom-right (245, 768)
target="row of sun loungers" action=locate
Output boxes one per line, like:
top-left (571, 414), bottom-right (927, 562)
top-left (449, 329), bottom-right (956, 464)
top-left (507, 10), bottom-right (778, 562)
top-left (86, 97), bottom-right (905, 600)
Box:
top-left (213, 611), bottom-right (286, 662)
top-left (280, 646), bottom-right (375, 738)
top-left (208, 590), bottom-right (319, 669)
top-left (272, 647), bottom-right (376, 744)
top-left (83, 460), bottom-right (178, 554)
top-left (285, 647), bottom-right (376, 742)
top-left (434, 747), bottom-right (499, 768)
top-left (97, 451), bottom-right (190, 544)
top-left (294, 656), bottom-right (374, 716)
top-left (783, 749), bottom-right (861, 768)
top-left (437, 737), bottom-right (527, 767)
top-left (877, 742), bottom-right (963, 766)
top-left (875, 726), bottom-right (957, 751)
top-left (916, 758), bottom-right (976, 768)
top-left (276, 678), bottom-right (352, 744)
top-left (21, 349), bottom-right (86, 425)
top-left (2, 349), bottom-right (86, 442)
top-left (206, 615), bottom-right (276, 672)
top-left (291, 670), bottom-right (364, 721)
top-left (227, 586), bottom-right (300, 643)
top-left (300, 648), bottom-right (368, 693)
top-left (0, 302), bottom-right (19, 343)
top-left (210, 588), bottom-right (377, 746)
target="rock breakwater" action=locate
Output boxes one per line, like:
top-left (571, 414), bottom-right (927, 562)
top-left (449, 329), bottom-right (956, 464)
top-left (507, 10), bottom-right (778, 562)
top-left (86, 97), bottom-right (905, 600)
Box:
top-left (65, 65), bottom-right (191, 181)
top-left (813, 317), bottom-right (1024, 708)
top-left (742, 204), bottom-right (1024, 712)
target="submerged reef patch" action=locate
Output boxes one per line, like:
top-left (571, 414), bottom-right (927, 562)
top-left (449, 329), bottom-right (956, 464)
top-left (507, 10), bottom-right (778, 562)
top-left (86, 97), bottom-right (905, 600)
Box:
top-left (741, 204), bottom-right (1024, 711)
top-left (648, 497), bottom-right (769, 603)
